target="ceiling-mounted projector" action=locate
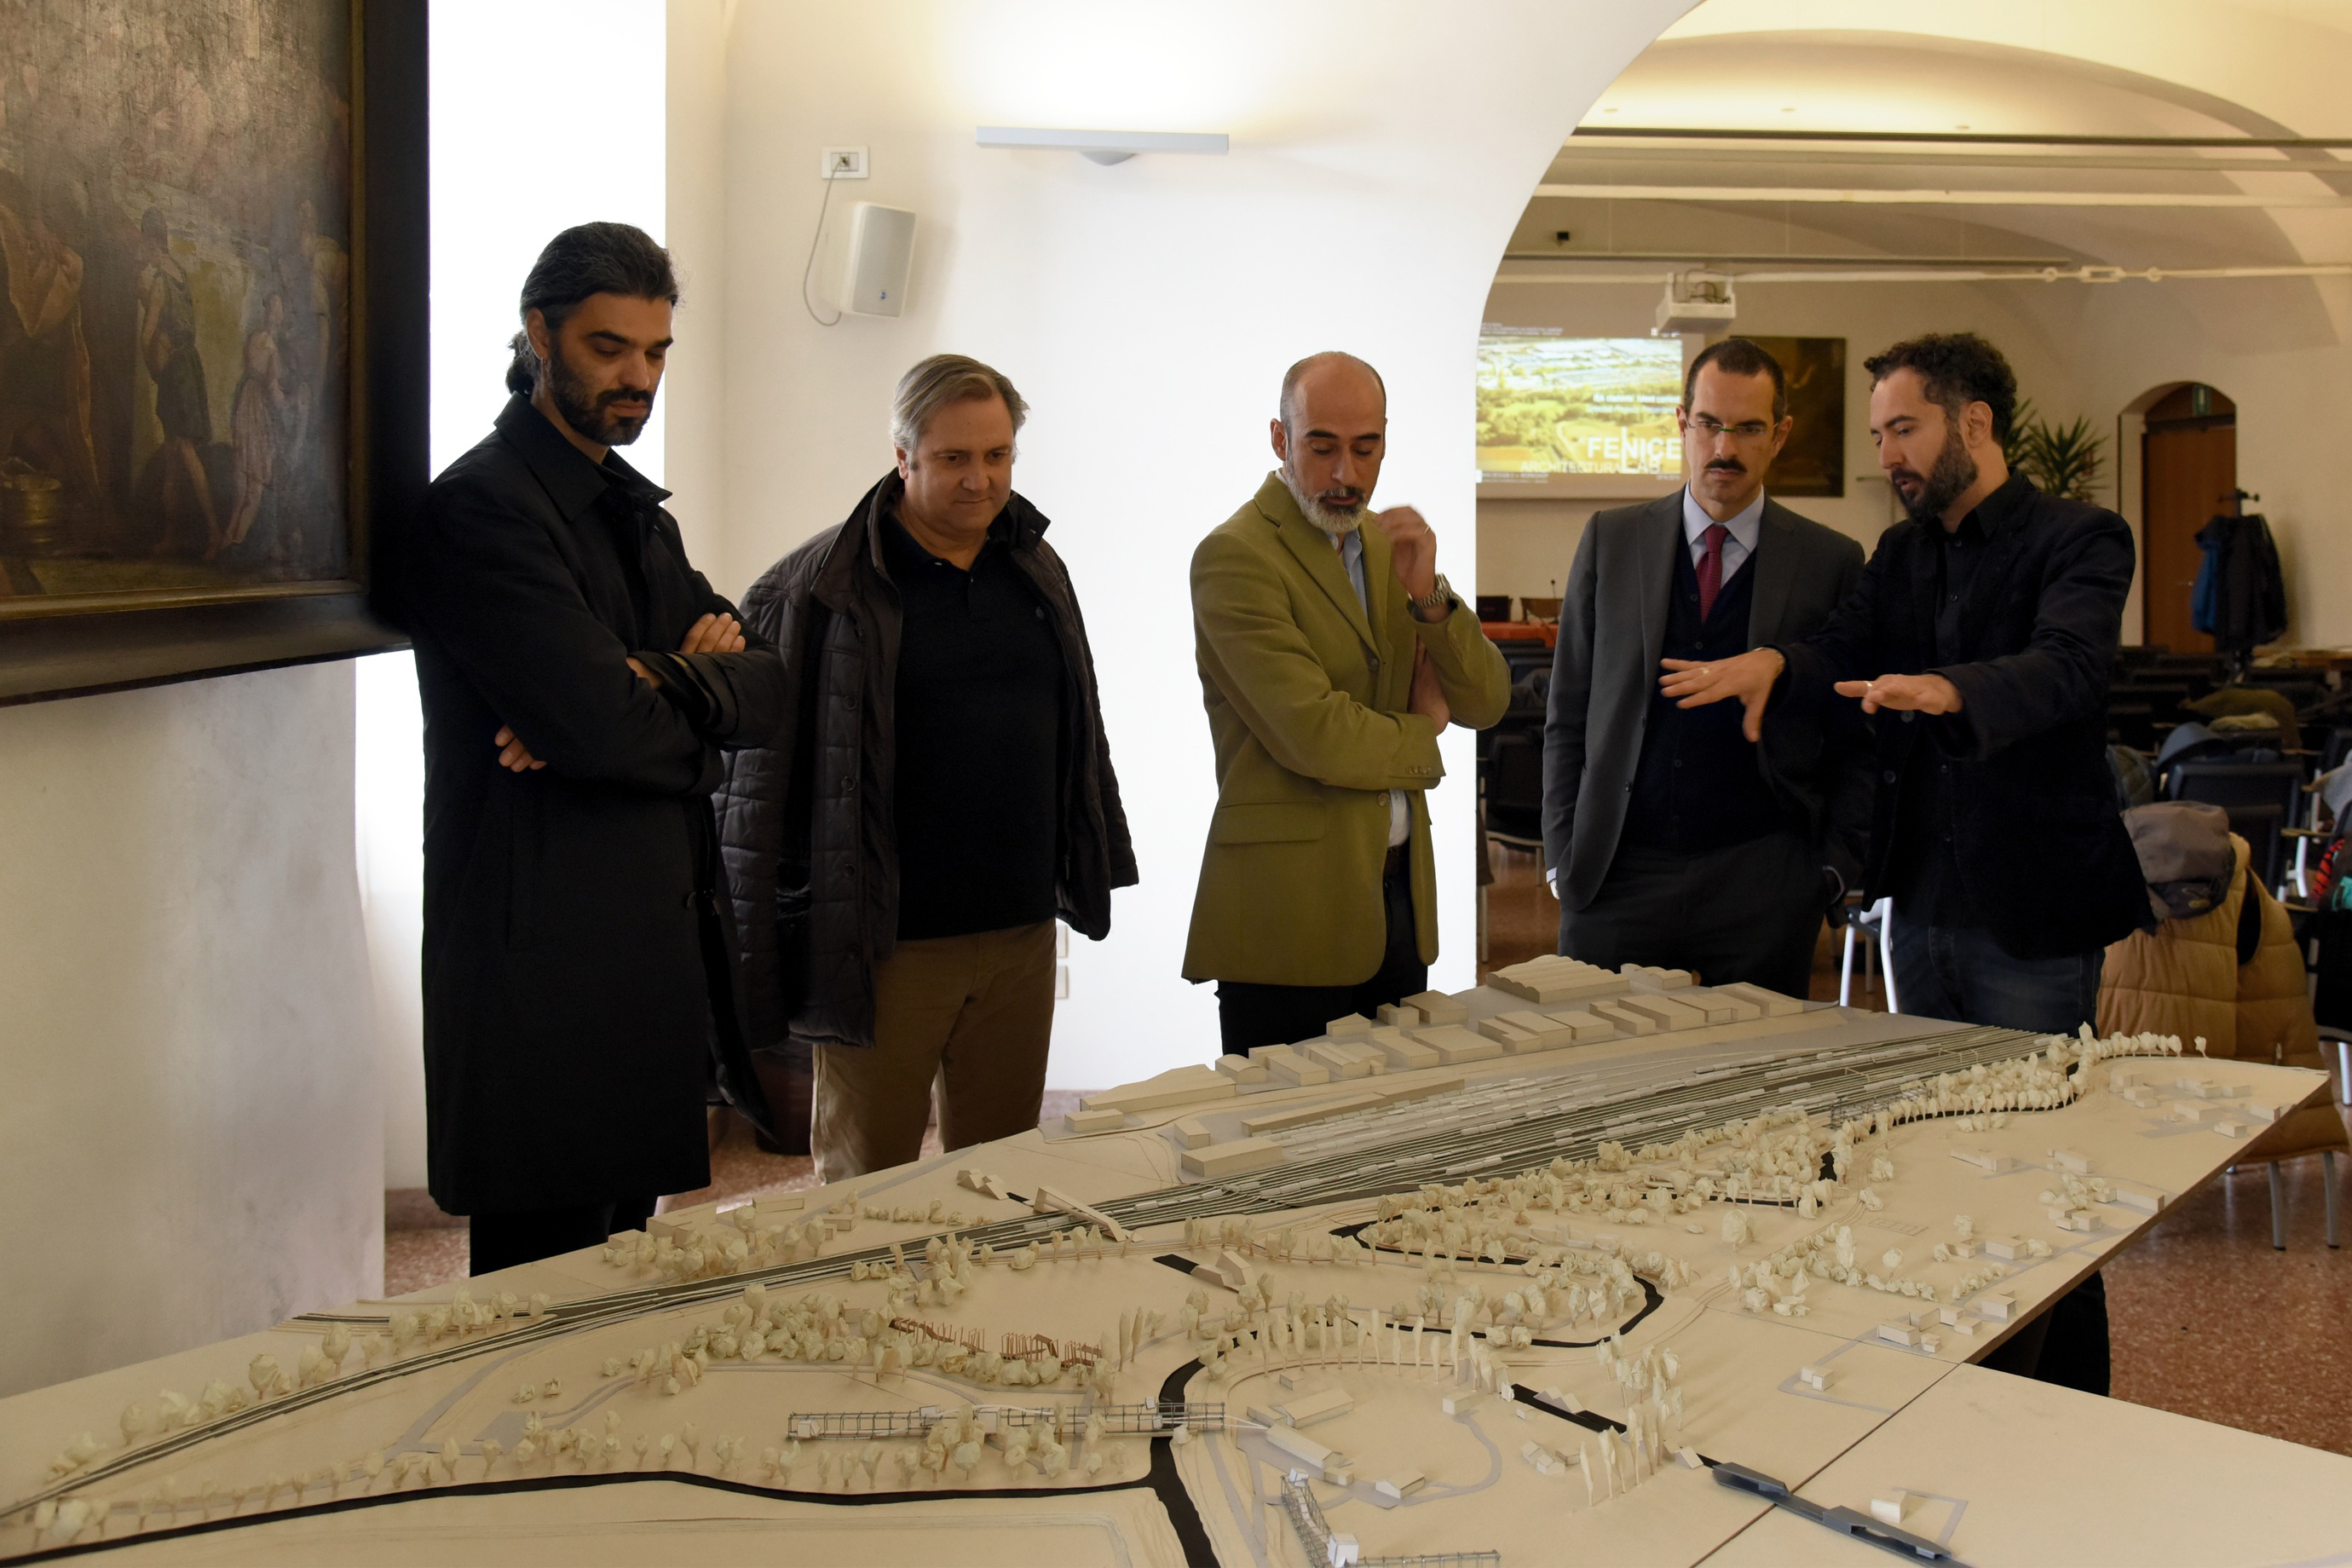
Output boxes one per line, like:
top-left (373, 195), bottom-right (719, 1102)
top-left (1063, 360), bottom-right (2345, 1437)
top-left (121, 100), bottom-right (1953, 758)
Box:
top-left (1655, 269), bottom-right (1737, 335)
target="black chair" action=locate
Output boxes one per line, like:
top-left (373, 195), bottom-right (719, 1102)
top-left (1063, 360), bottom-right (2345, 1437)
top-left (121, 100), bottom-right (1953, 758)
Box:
top-left (2165, 759), bottom-right (2305, 892)
top-left (1482, 729), bottom-right (1545, 849)
top-left (1476, 595), bottom-right (1512, 623)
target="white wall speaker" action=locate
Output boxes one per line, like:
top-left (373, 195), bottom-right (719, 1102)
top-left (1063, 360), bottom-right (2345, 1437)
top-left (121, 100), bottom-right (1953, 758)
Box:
top-left (843, 202), bottom-right (916, 317)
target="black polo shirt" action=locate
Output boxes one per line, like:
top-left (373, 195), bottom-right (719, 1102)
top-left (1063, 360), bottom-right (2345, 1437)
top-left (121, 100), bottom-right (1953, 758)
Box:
top-left (883, 510), bottom-right (1068, 941)
top-left (1888, 471), bottom-right (2028, 927)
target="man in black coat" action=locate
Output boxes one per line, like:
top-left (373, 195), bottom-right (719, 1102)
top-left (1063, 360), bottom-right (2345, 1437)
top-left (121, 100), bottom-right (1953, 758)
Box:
top-left (1544, 338), bottom-right (1871, 999)
top-left (1663, 331), bottom-right (2143, 1393)
top-left (379, 223), bottom-right (787, 1273)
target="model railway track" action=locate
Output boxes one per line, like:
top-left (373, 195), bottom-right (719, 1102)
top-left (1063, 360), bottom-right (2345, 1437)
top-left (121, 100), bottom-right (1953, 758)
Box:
top-left (16, 1021), bottom-right (2075, 1518)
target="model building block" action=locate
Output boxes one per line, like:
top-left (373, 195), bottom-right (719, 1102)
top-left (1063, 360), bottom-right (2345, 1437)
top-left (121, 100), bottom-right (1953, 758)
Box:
top-left (2109, 1187), bottom-right (2167, 1215)
top-left (1622, 963), bottom-right (1694, 989)
top-left (1712, 980), bottom-right (1805, 1017)
top-left (1977, 1293), bottom-right (2017, 1322)
top-left (1369, 1029), bottom-right (1439, 1070)
top-left (2049, 1148), bottom-right (2095, 1173)
top-left (1180, 1137), bottom-right (1288, 1180)
top-left (1982, 1237), bottom-right (2025, 1260)
top-left (1375, 1002), bottom-right (1421, 1028)
top-left (1441, 1392), bottom-right (1484, 1415)
top-left (1375, 1470), bottom-right (1427, 1499)
top-left (1241, 1093), bottom-right (1381, 1138)
top-left (1869, 1490), bottom-right (1913, 1525)
top-left (1065, 1107), bottom-right (1127, 1134)
top-left (1586, 1000), bottom-right (1659, 1036)
top-left (1690, 991), bottom-right (1757, 1023)
top-left (1264, 1424), bottom-right (1342, 1471)
top-left (1404, 990), bottom-right (1470, 1025)
top-left (1080, 1064), bottom-right (1237, 1113)
top-left (1262, 1049), bottom-right (1331, 1087)
top-left (1214, 1053), bottom-right (1271, 1084)
top-left (1409, 1026), bottom-right (1504, 1065)
top-left (1302, 1041), bottom-right (1375, 1080)
top-left (1476, 1017), bottom-right (1542, 1052)
top-left (1327, 1012), bottom-right (1373, 1038)
top-left (1173, 1117), bottom-right (1213, 1150)
top-left (1488, 955), bottom-right (1628, 1005)
top-left (1613, 994), bottom-right (1707, 1031)
top-left (1876, 1322), bottom-right (1921, 1347)
top-left (1951, 1149), bottom-right (2019, 1173)
top-left (1543, 1009), bottom-right (1618, 1041)
top-left (1196, 1249), bottom-right (1253, 1289)
top-left (2213, 1116), bottom-right (2252, 1138)
top-left (1278, 1388), bottom-right (1355, 1427)
top-left (1799, 1366), bottom-right (1832, 1391)
top-left (1495, 1009), bottom-right (1577, 1046)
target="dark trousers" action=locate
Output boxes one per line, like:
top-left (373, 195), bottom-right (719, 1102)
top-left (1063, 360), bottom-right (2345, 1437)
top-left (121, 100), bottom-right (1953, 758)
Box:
top-left (469, 1195), bottom-right (657, 1277)
top-left (1889, 914), bottom-right (2111, 1396)
top-left (1559, 829), bottom-right (1822, 1000)
top-left (1217, 851), bottom-right (1427, 1054)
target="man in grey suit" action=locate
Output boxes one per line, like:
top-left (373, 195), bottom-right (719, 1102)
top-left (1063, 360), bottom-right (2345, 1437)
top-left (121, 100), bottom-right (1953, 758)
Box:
top-left (1542, 337), bottom-right (1871, 999)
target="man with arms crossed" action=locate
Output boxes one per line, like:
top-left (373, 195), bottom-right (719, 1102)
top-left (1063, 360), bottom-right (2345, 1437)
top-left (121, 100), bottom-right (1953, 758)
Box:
top-left (385, 223), bottom-right (787, 1272)
top-left (719, 356), bottom-right (1134, 1182)
top-left (1662, 331), bottom-right (2142, 1392)
top-left (1186, 352), bottom-right (1512, 1051)
top-left (1544, 337), bottom-right (1871, 999)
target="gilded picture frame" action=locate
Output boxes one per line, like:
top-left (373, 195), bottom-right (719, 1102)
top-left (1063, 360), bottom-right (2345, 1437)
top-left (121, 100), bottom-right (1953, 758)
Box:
top-left (0, 0), bottom-right (423, 703)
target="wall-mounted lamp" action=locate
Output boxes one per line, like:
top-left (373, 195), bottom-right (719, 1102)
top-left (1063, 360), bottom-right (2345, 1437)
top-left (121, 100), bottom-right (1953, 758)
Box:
top-left (976, 126), bottom-right (1230, 164)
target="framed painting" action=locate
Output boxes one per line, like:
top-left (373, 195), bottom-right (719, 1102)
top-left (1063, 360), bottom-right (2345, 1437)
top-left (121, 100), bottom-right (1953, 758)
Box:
top-left (0, 0), bottom-right (424, 704)
top-left (1741, 335), bottom-right (1846, 499)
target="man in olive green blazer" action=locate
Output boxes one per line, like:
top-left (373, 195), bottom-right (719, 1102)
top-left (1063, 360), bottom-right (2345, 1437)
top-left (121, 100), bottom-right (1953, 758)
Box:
top-left (1185, 352), bottom-right (1512, 1052)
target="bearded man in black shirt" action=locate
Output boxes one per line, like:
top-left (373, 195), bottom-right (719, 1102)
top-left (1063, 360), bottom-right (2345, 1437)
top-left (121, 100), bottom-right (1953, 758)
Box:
top-left (718, 356), bottom-right (1135, 1180)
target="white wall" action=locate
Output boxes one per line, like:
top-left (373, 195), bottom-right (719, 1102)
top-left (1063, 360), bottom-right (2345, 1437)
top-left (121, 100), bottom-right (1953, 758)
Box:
top-left (672, 0), bottom-right (1692, 1092)
top-left (362, 0), bottom-right (672, 1193)
top-left (0, 666), bottom-right (380, 1397)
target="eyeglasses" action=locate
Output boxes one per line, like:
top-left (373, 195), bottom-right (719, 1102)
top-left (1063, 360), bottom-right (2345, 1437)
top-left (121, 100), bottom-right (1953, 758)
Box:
top-left (1686, 417), bottom-right (1773, 442)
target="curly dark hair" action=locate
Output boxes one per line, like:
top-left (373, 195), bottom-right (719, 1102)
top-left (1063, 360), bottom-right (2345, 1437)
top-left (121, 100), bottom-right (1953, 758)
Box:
top-left (505, 222), bottom-right (679, 395)
top-left (1863, 331), bottom-right (2018, 443)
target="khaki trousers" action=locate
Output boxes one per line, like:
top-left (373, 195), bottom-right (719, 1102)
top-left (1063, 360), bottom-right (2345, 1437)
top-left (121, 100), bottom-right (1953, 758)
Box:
top-left (811, 920), bottom-right (1057, 1183)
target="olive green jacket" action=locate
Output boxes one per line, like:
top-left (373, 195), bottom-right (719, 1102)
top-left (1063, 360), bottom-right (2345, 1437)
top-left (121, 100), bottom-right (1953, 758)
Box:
top-left (1184, 473), bottom-right (1512, 984)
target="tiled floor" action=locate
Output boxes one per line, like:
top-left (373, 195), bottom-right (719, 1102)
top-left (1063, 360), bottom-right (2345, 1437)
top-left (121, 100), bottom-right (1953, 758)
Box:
top-left (1482, 837), bottom-right (2352, 1456)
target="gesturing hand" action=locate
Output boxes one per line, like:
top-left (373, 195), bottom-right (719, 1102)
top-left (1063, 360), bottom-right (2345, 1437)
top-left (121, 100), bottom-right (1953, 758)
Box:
top-left (1657, 647), bottom-right (1784, 742)
top-left (678, 612), bottom-right (746, 654)
top-left (1373, 505), bottom-right (1438, 604)
top-left (493, 724), bottom-right (545, 772)
top-left (1409, 642), bottom-right (1450, 735)
top-left (1834, 672), bottom-right (1963, 716)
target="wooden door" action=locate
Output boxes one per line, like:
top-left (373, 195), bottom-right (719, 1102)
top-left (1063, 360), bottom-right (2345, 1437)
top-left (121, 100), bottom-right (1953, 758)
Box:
top-left (2141, 385), bottom-right (2236, 652)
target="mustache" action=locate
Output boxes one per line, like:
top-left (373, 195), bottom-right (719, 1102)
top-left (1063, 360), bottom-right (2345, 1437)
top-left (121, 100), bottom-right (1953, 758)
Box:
top-left (1314, 487), bottom-right (1365, 505)
top-left (1703, 458), bottom-right (1745, 473)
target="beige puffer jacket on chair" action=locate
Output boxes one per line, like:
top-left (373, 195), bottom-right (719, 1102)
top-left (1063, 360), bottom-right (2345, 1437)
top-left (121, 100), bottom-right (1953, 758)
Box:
top-left (2100, 833), bottom-right (2340, 1160)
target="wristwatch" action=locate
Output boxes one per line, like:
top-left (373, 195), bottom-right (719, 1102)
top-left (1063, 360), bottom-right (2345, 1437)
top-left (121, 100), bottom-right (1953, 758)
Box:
top-left (1409, 574), bottom-right (1455, 622)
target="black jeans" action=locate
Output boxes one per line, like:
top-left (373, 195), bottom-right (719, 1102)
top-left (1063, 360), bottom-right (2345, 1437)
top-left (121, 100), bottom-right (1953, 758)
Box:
top-left (1890, 915), bottom-right (2111, 1396)
top-left (1559, 829), bottom-right (1823, 1000)
top-left (1216, 850), bottom-right (1427, 1054)
top-left (469, 1195), bottom-right (657, 1277)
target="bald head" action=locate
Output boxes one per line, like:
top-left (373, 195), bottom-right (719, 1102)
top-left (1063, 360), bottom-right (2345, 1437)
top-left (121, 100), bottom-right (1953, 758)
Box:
top-left (1271, 351), bottom-right (1390, 536)
top-left (1279, 351), bottom-right (1386, 432)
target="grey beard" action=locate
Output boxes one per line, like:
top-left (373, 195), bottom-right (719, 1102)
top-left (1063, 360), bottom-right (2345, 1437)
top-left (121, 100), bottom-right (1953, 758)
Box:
top-left (1283, 467), bottom-right (1366, 538)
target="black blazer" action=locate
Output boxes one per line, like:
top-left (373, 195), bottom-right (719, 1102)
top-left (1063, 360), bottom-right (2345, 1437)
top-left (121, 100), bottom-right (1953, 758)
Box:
top-left (381, 396), bottom-right (789, 1213)
top-left (1778, 474), bottom-right (2144, 960)
top-left (1543, 492), bottom-right (1871, 910)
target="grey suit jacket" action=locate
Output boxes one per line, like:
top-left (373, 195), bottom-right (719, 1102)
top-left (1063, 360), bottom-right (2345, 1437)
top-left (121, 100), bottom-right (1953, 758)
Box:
top-left (1542, 491), bottom-right (1871, 912)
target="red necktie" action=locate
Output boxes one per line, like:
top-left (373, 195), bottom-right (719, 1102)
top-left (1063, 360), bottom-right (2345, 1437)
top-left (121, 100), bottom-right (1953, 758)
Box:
top-left (1697, 523), bottom-right (1730, 621)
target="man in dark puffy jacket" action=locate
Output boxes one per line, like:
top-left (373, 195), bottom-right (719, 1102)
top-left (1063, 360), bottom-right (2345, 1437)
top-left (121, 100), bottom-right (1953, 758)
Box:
top-left (718, 355), bottom-right (1136, 1180)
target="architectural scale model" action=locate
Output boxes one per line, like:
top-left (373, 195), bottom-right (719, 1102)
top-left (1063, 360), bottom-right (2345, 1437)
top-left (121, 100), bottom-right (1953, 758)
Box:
top-left (4, 959), bottom-right (2346, 1566)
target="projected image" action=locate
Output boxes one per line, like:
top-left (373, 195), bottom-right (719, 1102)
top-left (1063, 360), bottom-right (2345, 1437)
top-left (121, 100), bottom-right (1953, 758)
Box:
top-left (1477, 334), bottom-right (1684, 478)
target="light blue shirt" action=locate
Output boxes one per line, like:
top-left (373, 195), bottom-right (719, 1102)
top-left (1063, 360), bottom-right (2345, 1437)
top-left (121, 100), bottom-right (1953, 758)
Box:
top-left (1680, 485), bottom-right (1766, 582)
top-left (1335, 527), bottom-right (1411, 849)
